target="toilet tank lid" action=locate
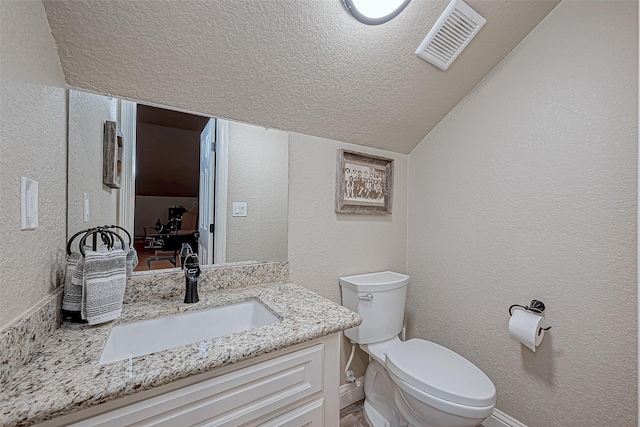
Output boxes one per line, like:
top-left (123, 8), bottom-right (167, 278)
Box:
top-left (386, 339), bottom-right (496, 408)
top-left (339, 271), bottom-right (409, 292)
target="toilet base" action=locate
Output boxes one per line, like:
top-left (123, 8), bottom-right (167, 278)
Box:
top-left (393, 387), bottom-right (486, 427)
top-left (365, 394), bottom-right (486, 427)
top-left (363, 360), bottom-right (489, 427)
top-left (364, 399), bottom-right (398, 427)
top-left (364, 360), bottom-right (406, 426)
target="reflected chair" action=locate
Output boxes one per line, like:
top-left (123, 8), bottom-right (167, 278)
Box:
top-left (145, 211), bottom-right (199, 269)
top-left (178, 212), bottom-right (197, 236)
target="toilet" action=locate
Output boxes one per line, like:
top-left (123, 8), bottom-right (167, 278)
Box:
top-left (340, 271), bottom-right (496, 427)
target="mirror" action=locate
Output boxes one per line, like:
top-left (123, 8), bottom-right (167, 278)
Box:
top-left (67, 89), bottom-right (288, 273)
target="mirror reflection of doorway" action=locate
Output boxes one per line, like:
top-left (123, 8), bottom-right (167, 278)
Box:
top-left (134, 105), bottom-right (213, 271)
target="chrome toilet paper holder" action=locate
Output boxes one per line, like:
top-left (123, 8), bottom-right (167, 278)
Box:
top-left (509, 300), bottom-right (552, 335)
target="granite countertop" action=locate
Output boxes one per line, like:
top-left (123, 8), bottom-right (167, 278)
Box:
top-left (1, 283), bottom-right (361, 427)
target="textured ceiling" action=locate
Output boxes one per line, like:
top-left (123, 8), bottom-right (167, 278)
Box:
top-left (43, 0), bottom-right (559, 154)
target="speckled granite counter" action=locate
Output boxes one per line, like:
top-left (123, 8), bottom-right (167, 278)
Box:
top-left (0, 283), bottom-right (360, 427)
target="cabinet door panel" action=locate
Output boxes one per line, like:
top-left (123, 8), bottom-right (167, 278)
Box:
top-left (71, 344), bottom-right (323, 427)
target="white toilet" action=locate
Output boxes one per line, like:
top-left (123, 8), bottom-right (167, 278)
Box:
top-left (340, 271), bottom-right (496, 427)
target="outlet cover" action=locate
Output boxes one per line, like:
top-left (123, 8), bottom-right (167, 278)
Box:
top-left (21, 177), bottom-right (38, 230)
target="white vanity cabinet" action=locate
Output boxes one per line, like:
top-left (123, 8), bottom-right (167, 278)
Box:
top-left (37, 333), bottom-right (340, 427)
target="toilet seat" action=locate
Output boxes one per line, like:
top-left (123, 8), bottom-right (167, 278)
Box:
top-left (361, 336), bottom-right (402, 364)
top-left (385, 339), bottom-right (496, 409)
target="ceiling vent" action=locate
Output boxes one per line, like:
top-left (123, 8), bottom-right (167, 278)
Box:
top-left (415, 0), bottom-right (486, 70)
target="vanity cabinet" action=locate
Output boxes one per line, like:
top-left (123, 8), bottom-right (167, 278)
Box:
top-left (37, 333), bottom-right (339, 427)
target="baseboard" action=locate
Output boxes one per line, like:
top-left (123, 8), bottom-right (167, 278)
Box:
top-left (482, 409), bottom-right (528, 427)
top-left (339, 376), bottom-right (365, 409)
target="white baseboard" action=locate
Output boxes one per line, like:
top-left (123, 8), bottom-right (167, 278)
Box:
top-left (482, 409), bottom-right (528, 427)
top-left (339, 376), bottom-right (365, 409)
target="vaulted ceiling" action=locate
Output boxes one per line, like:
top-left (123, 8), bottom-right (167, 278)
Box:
top-left (43, 0), bottom-right (559, 154)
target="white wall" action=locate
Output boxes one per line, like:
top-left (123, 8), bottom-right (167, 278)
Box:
top-left (0, 0), bottom-right (68, 329)
top-left (226, 122), bottom-right (288, 263)
top-left (288, 132), bottom-right (408, 379)
top-left (67, 90), bottom-right (118, 239)
top-left (407, 2), bottom-right (637, 426)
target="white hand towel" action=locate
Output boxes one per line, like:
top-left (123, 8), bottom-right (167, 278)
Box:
top-left (110, 241), bottom-right (138, 276)
top-left (72, 254), bottom-right (86, 317)
top-left (126, 245), bottom-right (138, 276)
top-left (61, 252), bottom-right (82, 311)
top-left (81, 249), bottom-right (127, 325)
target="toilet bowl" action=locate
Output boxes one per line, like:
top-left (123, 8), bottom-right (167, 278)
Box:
top-left (340, 272), bottom-right (496, 427)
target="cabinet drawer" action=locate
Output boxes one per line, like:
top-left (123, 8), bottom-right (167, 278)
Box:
top-left (258, 399), bottom-right (324, 427)
top-left (71, 344), bottom-right (324, 427)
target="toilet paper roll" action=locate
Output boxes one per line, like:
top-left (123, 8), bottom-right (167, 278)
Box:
top-left (509, 309), bottom-right (546, 352)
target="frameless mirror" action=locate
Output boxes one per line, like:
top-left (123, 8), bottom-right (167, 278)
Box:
top-left (67, 89), bottom-right (288, 273)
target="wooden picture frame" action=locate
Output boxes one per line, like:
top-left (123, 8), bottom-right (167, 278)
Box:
top-left (103, 120), bottom-right (123, 189)
top-left (335, 149), bottom-right (393, 214)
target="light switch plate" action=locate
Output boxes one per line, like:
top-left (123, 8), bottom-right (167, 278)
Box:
top-left (232, 202), bottom-right (247, 217)
top-left (83, 193), bottom-right (90, 222)
top-left (21, 177), bottom-right (38, 230)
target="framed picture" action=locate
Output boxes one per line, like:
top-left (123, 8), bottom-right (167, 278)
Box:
top-left (335, 149), bottom-right (393, 214)
top-left (103, 120), bottom-right (123, 189)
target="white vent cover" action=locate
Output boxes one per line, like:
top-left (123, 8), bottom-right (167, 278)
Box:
top-left (415, 0), bottom-right (486, 70)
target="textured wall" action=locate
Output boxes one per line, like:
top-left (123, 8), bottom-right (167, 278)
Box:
top-left (226, 122), bottom-right (288, 263)
top-left (0, 0), bottom-right (67, 329)
top-left (136, 123), bottom-right (200, 197)
top-left (288, 132), bottom-right (408, 380)
top-left (407, 2), bottom-right (638, 426)
top-left (67, 90), bottom-right (118, 239)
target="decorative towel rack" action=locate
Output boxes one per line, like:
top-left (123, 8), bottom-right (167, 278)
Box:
top-left (63, 225), bottom-right (134, 324)
top-left (66, 225), bottom-right (132, 255)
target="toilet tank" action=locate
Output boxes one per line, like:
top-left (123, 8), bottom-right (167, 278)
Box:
top-left (340, 271), bottom-right (409, 344)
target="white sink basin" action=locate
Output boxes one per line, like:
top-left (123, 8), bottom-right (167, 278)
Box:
top-left (99, 300), bottom-right (280, 365)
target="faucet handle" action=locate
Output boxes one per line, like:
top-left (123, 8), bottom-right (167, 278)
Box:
top-left (184, 254), bottom-right (201, 304)
top-left (184, 254), bottom-right (201, 279)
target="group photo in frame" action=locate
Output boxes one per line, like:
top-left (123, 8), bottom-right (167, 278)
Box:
top-left (335, 149), bottom-right (393, 214)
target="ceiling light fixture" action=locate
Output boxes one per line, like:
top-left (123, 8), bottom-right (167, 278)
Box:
top-left (342, 0), bottom-right (410, 25)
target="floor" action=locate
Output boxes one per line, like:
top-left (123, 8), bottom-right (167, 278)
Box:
top-left (133, 240), bottom-right (178, 271)
top-left (340, 400), bottom-right (370, 427)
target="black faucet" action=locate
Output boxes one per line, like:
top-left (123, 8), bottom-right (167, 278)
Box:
top-left (183, 254), bottom-right (201, 304)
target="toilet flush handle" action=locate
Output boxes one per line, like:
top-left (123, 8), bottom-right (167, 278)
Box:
top-left (358, 293), bottom-right (374, 301)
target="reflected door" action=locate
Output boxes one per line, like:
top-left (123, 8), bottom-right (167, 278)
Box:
top-left (198, 119), bottom-right (215, 264)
